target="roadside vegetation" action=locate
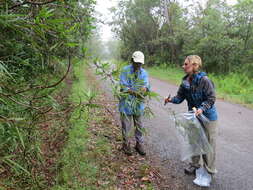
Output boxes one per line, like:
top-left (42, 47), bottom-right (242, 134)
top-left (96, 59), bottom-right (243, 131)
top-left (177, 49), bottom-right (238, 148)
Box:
top-left (0, 0), bottom-right (95, 188)
top-left (147, 65), bottom-right (253, 108)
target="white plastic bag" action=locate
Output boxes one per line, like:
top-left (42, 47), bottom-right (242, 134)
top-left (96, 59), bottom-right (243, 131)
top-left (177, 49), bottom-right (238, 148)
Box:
top-left (193, 167), bottom-right (212, 187)
top-left (173, 111), bottom-right (213, 161)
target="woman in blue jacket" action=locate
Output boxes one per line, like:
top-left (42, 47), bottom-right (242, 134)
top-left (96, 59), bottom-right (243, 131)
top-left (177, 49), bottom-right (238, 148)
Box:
top-left (165, 55), bottom-right (218, 175)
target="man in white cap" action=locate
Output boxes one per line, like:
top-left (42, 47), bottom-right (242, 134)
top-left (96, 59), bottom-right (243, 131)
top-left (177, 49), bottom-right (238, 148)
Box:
top-left (118, 51), bottom-right (150, 156)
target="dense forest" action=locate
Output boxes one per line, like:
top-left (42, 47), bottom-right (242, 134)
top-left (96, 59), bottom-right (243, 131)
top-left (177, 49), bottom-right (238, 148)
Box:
top-left (111, 0), bottom-right (253, 77)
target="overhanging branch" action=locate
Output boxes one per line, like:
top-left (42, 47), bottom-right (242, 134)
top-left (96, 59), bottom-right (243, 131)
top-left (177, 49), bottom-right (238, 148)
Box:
top-left (13, 55), bottom-right (71, 95)
top-left (10, 0), bottom-right (58, 10)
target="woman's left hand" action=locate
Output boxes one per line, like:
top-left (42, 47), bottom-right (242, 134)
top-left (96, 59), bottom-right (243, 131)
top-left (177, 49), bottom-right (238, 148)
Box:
top-left (195, 108), bottom-right (203, 116)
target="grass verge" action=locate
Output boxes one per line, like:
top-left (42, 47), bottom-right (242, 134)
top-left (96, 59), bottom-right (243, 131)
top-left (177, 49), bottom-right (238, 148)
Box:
top-left (52, 61), bottom-right (107, 189)
top-left (147, 65), bottom-right (253, 108)
top-left (147, 65), bottom-right (183, 85)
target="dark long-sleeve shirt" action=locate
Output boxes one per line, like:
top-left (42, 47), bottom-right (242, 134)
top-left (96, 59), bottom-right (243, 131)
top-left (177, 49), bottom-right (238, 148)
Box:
top-left (171, 72), bottom-right (217, 121)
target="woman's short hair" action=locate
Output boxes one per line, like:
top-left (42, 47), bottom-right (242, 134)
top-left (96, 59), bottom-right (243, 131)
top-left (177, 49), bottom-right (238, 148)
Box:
top-left (186, 55), bottom-right (202, 69)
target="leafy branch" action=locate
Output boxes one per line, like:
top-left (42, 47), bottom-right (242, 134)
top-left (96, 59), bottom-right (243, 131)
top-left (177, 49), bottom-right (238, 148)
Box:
top-left (92, 60), bottom-right (158, 118)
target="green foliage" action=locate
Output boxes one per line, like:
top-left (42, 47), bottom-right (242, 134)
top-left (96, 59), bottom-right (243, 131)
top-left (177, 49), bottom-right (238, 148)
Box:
top-left (209, 73), bottom-right (253, 105)
top-left (110, 0), bottom-right (161, 61)
top-left (111, 0), bottom-right (189, 65)
top-left (0, 0), bottom-right (96, 188)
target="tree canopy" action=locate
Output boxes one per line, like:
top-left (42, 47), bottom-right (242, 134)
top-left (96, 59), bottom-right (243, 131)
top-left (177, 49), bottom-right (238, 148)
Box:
top-left (111, 0), bottom-right (253, 77)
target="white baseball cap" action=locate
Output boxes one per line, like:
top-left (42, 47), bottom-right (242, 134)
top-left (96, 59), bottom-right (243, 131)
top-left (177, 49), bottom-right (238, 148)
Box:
top-left (132, 51), bottom-right (144, 64)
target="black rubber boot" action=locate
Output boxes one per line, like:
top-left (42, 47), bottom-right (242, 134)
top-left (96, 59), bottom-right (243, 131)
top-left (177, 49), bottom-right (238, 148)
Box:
top-left (184, 165), bottom-right (197, 175)
top-left (135, 142), bottom-right (146, 156)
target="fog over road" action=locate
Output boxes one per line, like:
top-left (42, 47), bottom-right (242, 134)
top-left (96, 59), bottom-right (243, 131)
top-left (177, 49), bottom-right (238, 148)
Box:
top-left (144, 77), bottom-right (253, 190)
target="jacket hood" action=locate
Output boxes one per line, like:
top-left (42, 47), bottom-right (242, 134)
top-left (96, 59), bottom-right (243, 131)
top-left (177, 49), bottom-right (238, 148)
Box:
top-left (183, 72), bottom-right (207, 85)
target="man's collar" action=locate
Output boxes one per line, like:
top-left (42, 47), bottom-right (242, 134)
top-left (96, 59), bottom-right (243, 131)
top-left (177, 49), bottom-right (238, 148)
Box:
top-left (131, 64), bottom-right (142, 73)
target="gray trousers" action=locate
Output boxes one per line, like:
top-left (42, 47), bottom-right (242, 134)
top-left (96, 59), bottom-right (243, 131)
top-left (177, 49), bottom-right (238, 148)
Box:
top-left (120, 114), bottom-right (144, 144)
top-left (191, 120), bottom-right (218, 174)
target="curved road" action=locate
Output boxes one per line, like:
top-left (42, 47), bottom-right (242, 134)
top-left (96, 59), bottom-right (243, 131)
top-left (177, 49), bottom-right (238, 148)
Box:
top-left (144, 77), bottom-right (253, 190)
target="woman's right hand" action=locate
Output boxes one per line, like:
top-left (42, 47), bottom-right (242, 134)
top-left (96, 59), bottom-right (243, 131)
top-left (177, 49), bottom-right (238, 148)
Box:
top-left (164, 97), bottom-right (172, 105)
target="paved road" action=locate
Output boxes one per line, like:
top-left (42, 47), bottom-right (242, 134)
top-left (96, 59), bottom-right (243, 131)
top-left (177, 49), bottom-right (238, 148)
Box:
top-left (144, 77), bottom-right (253, 190)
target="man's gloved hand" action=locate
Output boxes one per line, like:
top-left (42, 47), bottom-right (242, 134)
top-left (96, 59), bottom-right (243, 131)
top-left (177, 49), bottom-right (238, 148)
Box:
top-left (140, 87), bottom-right (147, 93)
top-left (127, 89), bottom-right (145, 99)
top-left (127, 89), bottom-right (136, 95)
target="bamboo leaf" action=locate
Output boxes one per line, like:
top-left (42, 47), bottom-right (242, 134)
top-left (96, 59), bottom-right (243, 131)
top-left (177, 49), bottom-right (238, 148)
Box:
top-left (66, 42), bottom-right (79, 47)
top-left (15, 126), bottom-right (25, 149)
top-left (3, 158), bottom-right (30, 176)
